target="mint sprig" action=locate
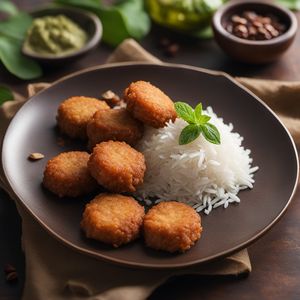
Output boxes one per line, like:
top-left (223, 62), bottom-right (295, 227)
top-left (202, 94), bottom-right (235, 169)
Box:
top-left (175, 102), bottom-right (221, 145)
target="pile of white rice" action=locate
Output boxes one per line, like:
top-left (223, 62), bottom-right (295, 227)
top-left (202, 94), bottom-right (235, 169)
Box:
top-left (135, 107), bottom-right (258, 215)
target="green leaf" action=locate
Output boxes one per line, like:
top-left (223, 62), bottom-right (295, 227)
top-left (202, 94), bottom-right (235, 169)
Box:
top-left (115, 0), bottom-right (151, 39)
top-left (0, 85), bottom-right (14, 105)
top-left (54, 0), bottom-right (102, 11)
top-left (194, 102), bottom-right (211, 124)
top-left (197, 114), bottom-right (211, 124)
top-left (276, 0), bottom-right (300, 10)
top-left (55, 0), bottom-right (151, 47)
top-left (0, 9), bottom-right (42, 79)
top-left (55, 0), bottom-right (129, 46)
top-left (194, 102), bottom-right (202, 120)
top-left (191, 25), bottom-right (213, 39)
top-left (0, 0), bottom-right (19, 16)
top-left (200, 123), bottom-right (221, 145)
top-left (179, 124), bottom-right (201, 145)
top-left (0, 12), bottom-right (33, 40)
top-left (174, 101), bottom-right (195, 123)
top-left (97, 7), bottom-right (133, 47)
top-left (0, 35), bottom-right (42, 80)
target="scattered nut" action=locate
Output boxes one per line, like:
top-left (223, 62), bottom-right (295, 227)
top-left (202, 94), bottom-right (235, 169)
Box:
top-left (101, 90), bottom-right (120, 107)
top-left (56, 137), bottom-right (65, 147)
top-left (4, 264), bottom-right (16, 274)
top-left (165, 43), bottom-right (180, 57)
top-left (157, 36), bottom-right (180, 58)
top-left (28, 153), bottom-right (44, 161)
top-left (102, 90), bottom-right (116, 100)
top-left (6, 271), bottom-right (18, 282)
top-left (113, 99), bottom-right (127, 108)
top-left (159, 37), bottom-right (171, 48)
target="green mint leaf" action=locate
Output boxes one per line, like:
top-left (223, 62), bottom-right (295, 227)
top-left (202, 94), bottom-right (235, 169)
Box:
top-left (197, 114), bottom-right (211, 124)
top-left (0, 85), bottom-right (14, 105)
top-left (175, 102), bottom-right (195, 123)
top-left (179, 124), bottom-right (201, 145)
top-left (194, 103), bottom-right (202, 120)
top-left (200, 123), bottom-right (221, 145)
top-left (0, 0), bottom-right (19, 16)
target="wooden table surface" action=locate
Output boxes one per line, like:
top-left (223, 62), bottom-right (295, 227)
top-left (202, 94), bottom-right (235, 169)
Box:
top-left (1, 1), bottom-right (300, 299)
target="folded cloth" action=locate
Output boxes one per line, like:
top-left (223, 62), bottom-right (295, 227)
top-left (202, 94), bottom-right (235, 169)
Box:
top-left (0, 39), bottom-right (299, 300)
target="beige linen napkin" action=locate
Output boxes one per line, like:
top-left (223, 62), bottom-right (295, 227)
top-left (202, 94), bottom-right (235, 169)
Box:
top-left (0, 39), bottom-right (299, 300)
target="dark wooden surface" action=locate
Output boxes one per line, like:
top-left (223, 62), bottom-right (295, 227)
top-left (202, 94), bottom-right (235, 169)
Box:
top-left (1, 1), bottom-right (300, 299)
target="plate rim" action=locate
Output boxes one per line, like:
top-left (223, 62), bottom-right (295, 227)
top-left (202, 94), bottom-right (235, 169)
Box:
top-left (2, 62), bottom-right (299, 269)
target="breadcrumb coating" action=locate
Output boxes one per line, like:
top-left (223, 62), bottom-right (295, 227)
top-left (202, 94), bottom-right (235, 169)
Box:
top-left (143, 201), bottom-right (202, 252)
top-left (43, 151), bottom-right (97, 197)
top-left (57, 96), bottom-right (109, 139)
top-left (124, 81), bottom-right (177, 128)
top-left (88, 141), bottom-right (146, 193)
top-left (81, 193), bottom-right (145, 247)
top-left (87, 108), bottom-right (143, 149)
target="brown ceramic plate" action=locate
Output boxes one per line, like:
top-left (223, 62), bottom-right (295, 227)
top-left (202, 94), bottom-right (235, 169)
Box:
top-left (2, 63), bottom-right (299, 269)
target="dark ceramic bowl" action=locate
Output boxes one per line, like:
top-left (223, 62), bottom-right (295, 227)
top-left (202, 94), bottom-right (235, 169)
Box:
top-left (212, 1), bottom-right (298, 64)
top-left (22, 7), bottom-right (102, 65)
top-left (2, 63), bottom-right (299, 268)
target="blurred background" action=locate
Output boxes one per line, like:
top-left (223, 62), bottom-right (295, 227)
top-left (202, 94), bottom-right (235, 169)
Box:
top-left (0, 0), bottom-right (299, 99)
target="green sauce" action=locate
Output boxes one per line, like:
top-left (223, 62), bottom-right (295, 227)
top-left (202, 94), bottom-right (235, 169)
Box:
top-left (25, 15), bottom-right (88, 55)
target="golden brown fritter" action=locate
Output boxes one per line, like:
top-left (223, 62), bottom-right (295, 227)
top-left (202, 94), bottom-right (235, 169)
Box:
top-left (57, 96), bottom-right (110, 139)
top-left (87, 108), bottom-right (143, 149)
top-left (43, 151), bottom-right (97, 197)
top-left (124, 81), bottom-right (177, 128)
top-left (88, 141), bottom-right (146, 193)
top-left (143, 201), bottom-right (202, 253)
top-left (81, 193), bottom-right (145, 247)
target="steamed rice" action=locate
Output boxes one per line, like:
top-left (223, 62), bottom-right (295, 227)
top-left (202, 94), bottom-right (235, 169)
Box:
top-left (135, 107), bottom-right (258, 215)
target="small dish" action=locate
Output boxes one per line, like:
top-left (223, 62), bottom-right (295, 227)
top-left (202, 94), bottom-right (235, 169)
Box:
top-left (22, 7), bottom-right (102, 65)
top-left (212, 1), bottom-right (298, 64)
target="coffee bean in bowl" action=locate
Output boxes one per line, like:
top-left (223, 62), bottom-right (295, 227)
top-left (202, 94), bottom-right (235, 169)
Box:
top-left (226, 11), bottom-right (286, 41)
top-left (212, 1), bottom-right (298, 64)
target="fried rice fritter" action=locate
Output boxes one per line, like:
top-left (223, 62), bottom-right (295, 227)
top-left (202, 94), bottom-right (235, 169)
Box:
top-left (143, 201), bottom-right (202, 253)
top-left (57, 96), bottom-right (110, 139)
top-left (124, 81), bottom-right (177, 128)
top-left (88, 141), bottom-right (146, 193)
top-left (81, 193), bottom-right (145, 247)
top-left (87, 108), bottom-right (143, 149)
top-left (43, 151), bottom-right (97, 197)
